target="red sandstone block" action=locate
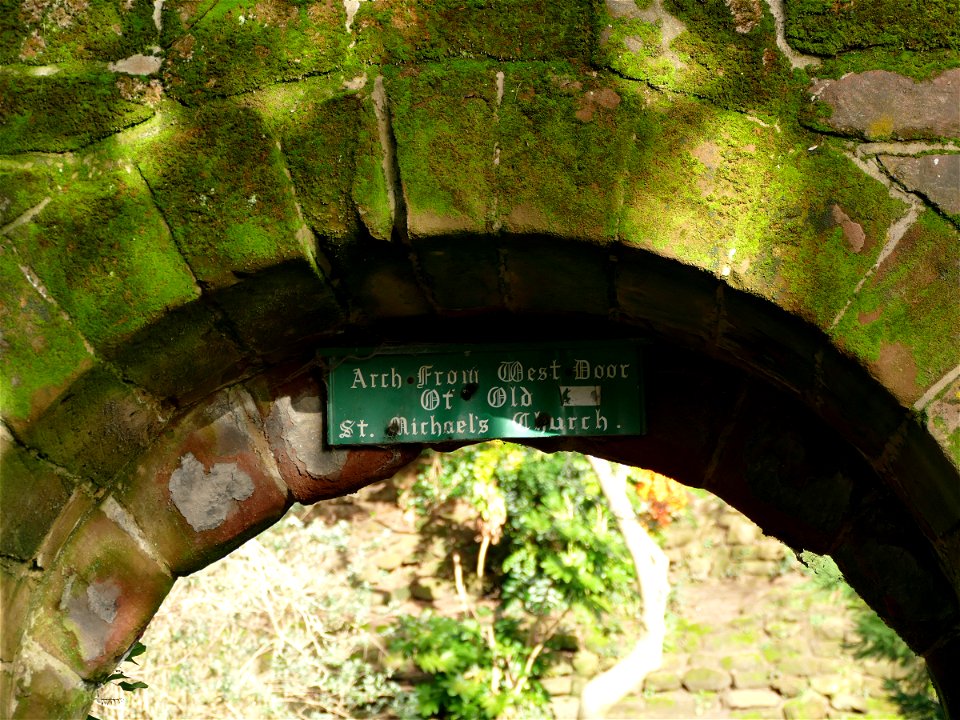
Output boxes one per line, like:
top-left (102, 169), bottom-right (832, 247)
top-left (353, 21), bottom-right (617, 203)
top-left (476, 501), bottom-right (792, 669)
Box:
top-left (249, 371), bottom-right (420, 505)
top-left (8, 655), bottom-right (92, 720)
top-left (114, 386), bottom-right (291, 576)
top-left (27, 508), bottom-right (173, 682)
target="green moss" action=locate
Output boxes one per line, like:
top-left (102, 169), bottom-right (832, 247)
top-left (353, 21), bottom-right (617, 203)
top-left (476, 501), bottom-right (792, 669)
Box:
top-left (20, 366), bottom-right (161, 483)
top-left (664, 0), bottom-right (802, 113)
top-left (0, 242), bottom-right (94, 427)
top-left (495, 63), bottom-right (638, 240)
top-left (813, 49), bottom-right (960, 82)
top-left (832, 210), bottom-right (960, 392)
top-left (621, 99), bottom-right (830, 274)
top-left (161, 0), bottom-right (350, 103)
top-left (596, 15), bottom-right (679, 88)
top-left (135, 100), bottom-right (314, 289)
top-left (386, 61), bottom-right (498, 232)
top-left (10, 152), bottom-right (199, 352)
top-left (784, 0), bottom-right (959, 56)
top-left (0, 0), bottom-right (158, 65)
top-left (0, 159), bottom-right (56, 227)
top-left (246, 77), bottom-right (366, 240)
top-left (108, 301), bottom-right (245, 405)
top-left (755, 142), bottom-right (906, 326)
top-left (0, 441), bottom-right (73, 561)
top-left (352, 0), bottom-right (597, 66)
top-left (352, 89), bottom-right (394, 241)
top-left (0, 66), bottom-right (156, 153)
top-left (212, 260), bottom-right (344, 356)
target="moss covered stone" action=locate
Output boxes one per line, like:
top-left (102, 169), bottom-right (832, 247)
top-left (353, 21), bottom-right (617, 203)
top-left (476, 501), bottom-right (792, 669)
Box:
top-left (386, 61), bottom-right (499, 236)
top-left (135, 100), bottom-right (316, 289)
top-left (107, 299), bottom-right (246, 406)
top-left (0, 242), bottom-right (94, 431)
top-left (242, 77), bottom-right (365, 240)
top-left (29, 507), bottom-right (173, 680)
top-left (664, 0), bottom-right (799, 112)
top-left (620, 96), bottom-right (906, 329)
top-left (0, 66), bottom-right (156, 154)
top-left (7, 152), bottom-right (200, 353)
top-left (20, 366), bottom-right (164, 486)
top-left (0, 0), bottom-right (158, 65)
top-left (212, 260), bottom-right (344, 358)
top-left (0, 434), bottom-right (74, 561)
top-left (784, 0), bottom-right (959, 57)
top-left (497, 63), bottom-right (636, 241)
top-left (352, 0), bottom-right (596, 66)
top-left (160, 0), bottom-right (350, 103)
top-left (832, 211), bottom-right (960, 403)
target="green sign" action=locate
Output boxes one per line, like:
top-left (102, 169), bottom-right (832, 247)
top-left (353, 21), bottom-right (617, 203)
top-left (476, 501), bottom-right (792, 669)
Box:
top-left (325, 341), bottom-right (644, 445)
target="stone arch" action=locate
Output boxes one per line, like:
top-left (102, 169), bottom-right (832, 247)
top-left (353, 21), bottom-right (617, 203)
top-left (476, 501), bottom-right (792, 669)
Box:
top-left (2, 241), bottom-right (957, 717)
top-left (2, 0), bottom-right (958, 715)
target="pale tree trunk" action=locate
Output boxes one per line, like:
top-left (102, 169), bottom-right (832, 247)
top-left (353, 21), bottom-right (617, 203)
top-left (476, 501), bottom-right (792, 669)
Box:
top-left (578, 457), bottom-right (671, 720)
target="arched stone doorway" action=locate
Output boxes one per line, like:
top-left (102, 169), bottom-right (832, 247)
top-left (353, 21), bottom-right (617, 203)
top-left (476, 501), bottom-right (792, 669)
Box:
top-left (2, 244), bottom-right (957, 717)
top-left (1, 0), bottom-right (958, 715)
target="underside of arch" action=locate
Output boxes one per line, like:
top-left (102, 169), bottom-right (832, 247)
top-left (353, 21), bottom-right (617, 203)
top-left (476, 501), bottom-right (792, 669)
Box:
top-left (2, 243), bottom-right (958, 718)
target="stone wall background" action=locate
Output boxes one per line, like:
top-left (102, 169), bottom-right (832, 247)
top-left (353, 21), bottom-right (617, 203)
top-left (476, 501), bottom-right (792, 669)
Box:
top-left (359, 487), bottom-right (917, 719)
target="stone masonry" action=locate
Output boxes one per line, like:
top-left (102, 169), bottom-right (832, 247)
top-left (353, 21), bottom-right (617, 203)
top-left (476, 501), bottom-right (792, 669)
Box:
top-left (1, 0), bottom-right (958, 716)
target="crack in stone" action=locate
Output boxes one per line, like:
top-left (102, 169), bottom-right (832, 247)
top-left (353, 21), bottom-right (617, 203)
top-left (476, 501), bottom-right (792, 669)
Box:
top-left (0, 197), bottom-right (51, 236)
top-left (370, 74), bottom-right (408, 243)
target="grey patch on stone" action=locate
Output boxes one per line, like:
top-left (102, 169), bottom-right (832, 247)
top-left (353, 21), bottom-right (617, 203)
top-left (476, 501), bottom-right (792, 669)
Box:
top-left (344, 0), bottom-right (361, 33)
top-left (169, 452), bottom-right (254, 532)
top-left (108, 54), bottom-right (162, 75)
top-left (633, 0), bottom-right (686, 70)
top-left (879, 153), bottom-right (960, 216)
top-left (28, 65), bottom-right (60, 76)
top-left (64, 580), bottom-right (120, 661)
top-left (153, 0), bottom-right (164, 31)
top-left (272, 394), bottom-right (348, 478)
top-left (86, 581), bottom-right (120, 624)
top-left (605, 0), bottom-right (643, 17)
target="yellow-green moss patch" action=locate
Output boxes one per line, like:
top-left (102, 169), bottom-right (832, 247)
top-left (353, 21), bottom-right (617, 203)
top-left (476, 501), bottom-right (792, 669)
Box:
top-left (9, 151), bottom-right (199, 352)
top-left (0, 242), bottom-right (94, 428)
top-left (134, 100), bottom-right (314, 289)
top-left (0, 66), bottom-right (156, 153)
top-left (160, 0), bottom-right (350, 103)
top-left (832, 210), bottom-right (960, 402)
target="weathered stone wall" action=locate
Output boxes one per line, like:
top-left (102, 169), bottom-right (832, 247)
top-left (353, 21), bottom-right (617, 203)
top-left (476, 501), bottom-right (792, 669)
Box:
top-left (1, 0), bottom-right (957, 716)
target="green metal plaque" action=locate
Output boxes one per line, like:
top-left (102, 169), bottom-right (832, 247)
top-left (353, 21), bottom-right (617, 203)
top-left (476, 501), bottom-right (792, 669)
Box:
top-left (325, 341), bottom-right (644, 445)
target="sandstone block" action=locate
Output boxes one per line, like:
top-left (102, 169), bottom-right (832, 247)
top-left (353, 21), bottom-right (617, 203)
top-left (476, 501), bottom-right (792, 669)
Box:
top-left (782, 693), bottom-right (829, 719)
top-left (724, 688), bottom-right (781, 709)
top-left (115, 386), bottom-right (291, 576)
top-left (27, 507), bottom-right (173, 680)
top-left (682, 666), bottom-right (732, 692)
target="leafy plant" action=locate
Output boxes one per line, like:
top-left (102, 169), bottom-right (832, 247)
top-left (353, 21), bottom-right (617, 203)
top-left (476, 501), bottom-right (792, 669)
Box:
top-left (390, 444), bottom-right (687, 718)
top-left (799, 550), bottom-right (944, 718)
top-left (88, 641), bottom-right (149, 720)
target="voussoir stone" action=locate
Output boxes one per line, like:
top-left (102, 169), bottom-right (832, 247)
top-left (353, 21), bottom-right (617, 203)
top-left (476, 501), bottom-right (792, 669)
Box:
top-left (810, 69), bottom-right (960, 140)
top-left (879, 154), bottom-right (960, 216)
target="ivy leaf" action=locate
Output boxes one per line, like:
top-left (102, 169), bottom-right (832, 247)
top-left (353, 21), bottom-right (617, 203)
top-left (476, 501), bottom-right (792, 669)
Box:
top-left (117, 680), bottom-right (149, 692)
